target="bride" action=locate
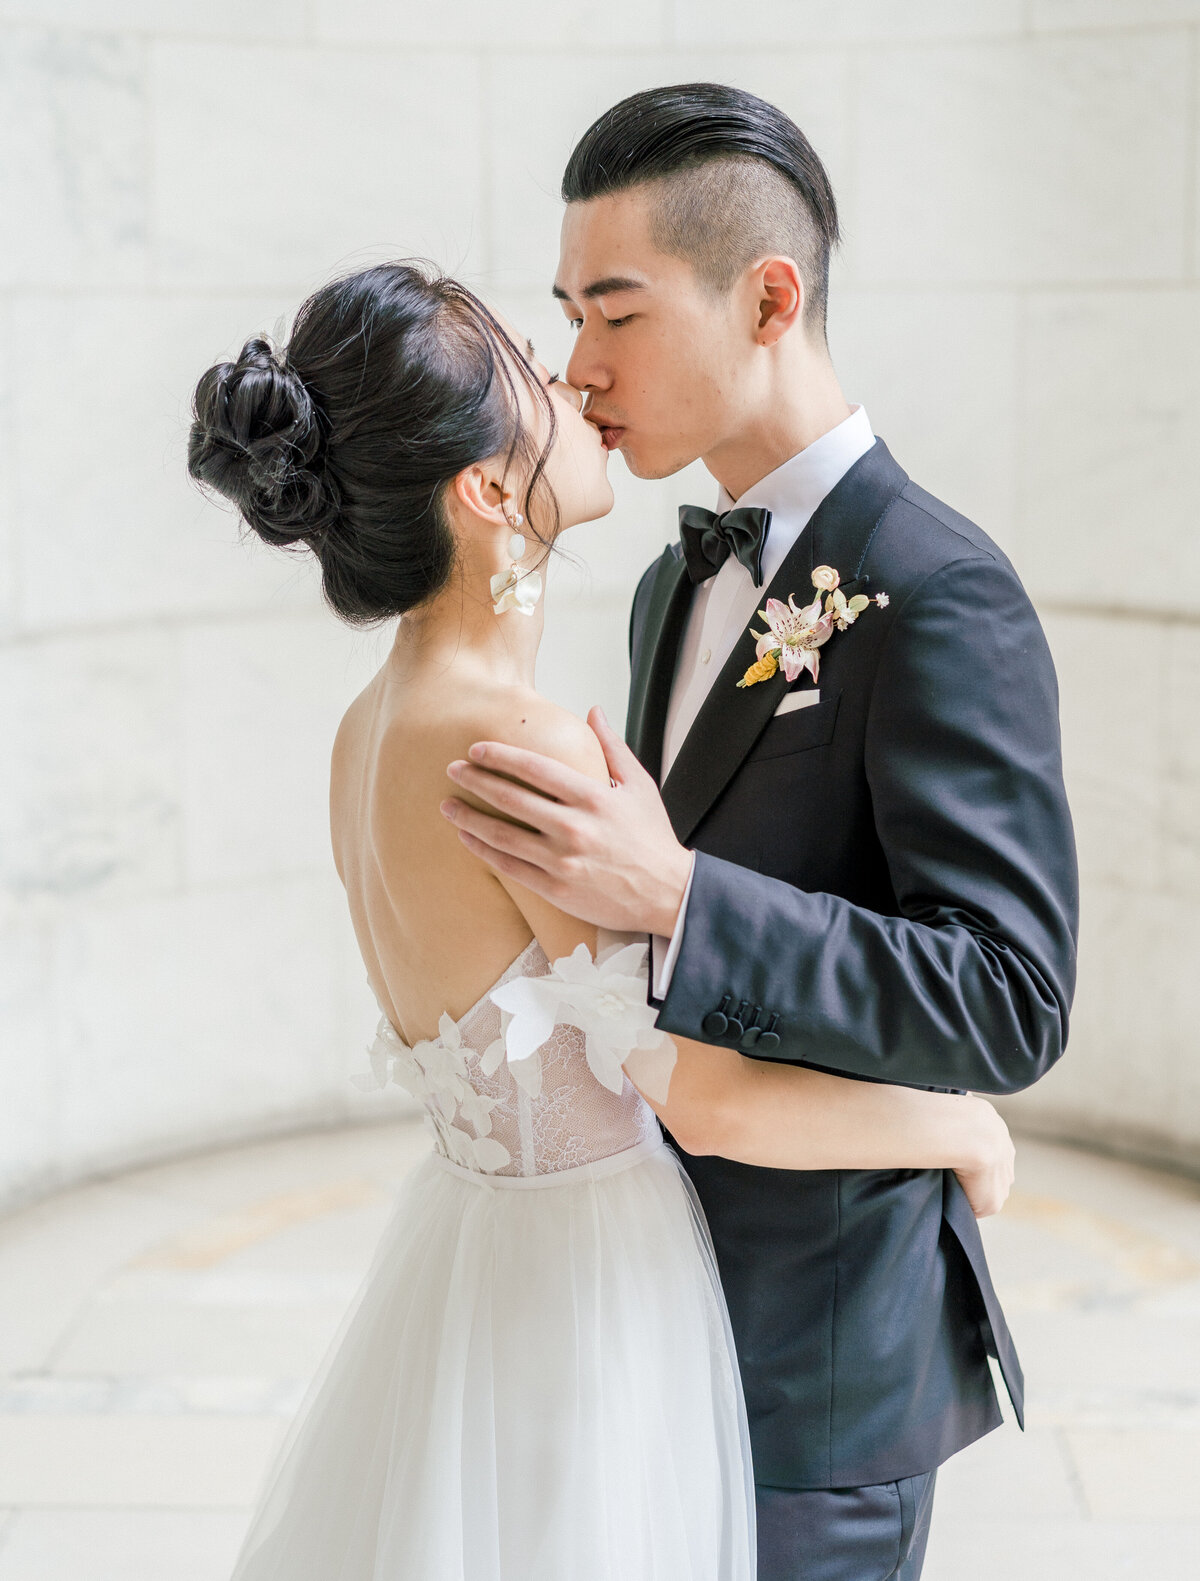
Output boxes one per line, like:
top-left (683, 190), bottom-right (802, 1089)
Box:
top-left (187, 261), bottom-right (1014, 1581)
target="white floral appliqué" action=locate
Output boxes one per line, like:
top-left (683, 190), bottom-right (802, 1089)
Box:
top-left (352, 937), bottom-right (675, 1176)
top-left (352, 992), bottom-right (513, 1173)
top-left (489, 939), bottom-right (676, 1098)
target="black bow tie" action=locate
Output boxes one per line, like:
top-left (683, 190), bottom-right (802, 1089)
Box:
top-left (678, 505), bottom-right (772, 588)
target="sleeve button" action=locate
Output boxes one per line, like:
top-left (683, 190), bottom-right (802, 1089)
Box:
top-left (702, 993), bottom-right (732, 1038)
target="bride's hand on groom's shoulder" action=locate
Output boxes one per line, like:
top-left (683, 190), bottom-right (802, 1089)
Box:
top-left (440, 706), bottom-right (692, 938)
top-left (954, 1098), bottom-right (1016, 1219)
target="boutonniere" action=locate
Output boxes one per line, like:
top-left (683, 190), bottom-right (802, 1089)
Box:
top-left (737, 565), bottom-right (889, 688)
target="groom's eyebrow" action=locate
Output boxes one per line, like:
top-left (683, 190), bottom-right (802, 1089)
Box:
top-left (551, 276), bottom-right (646, 302)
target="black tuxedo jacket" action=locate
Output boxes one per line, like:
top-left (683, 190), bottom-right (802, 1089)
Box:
top-left (627, 437), bottom-right (1078, 1489)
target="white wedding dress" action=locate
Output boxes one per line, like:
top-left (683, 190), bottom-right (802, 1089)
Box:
top-left (228, 931), bottom-right (757, 1581)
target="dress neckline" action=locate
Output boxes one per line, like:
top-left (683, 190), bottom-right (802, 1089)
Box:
top-left (374, 935), bottom-right (547, 1050)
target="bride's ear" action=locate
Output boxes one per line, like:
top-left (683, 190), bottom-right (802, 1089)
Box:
top-left (452, 462), bottom-right (518, 527)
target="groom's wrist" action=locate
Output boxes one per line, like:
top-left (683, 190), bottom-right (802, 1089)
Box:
top-left (646, 845), bottom-right (694, 939)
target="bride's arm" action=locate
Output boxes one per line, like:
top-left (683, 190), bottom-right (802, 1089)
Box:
top-left (626, 1034), bottom-right (1015, 1217)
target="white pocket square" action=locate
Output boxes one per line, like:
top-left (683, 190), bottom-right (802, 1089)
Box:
top-left (772, 688), bottom-right (821, 717)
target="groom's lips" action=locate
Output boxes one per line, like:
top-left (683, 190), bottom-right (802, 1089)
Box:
top-left (599, 425), bottom-right (625, 450)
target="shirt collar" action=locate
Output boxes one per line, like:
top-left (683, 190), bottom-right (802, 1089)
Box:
top-left (714, 404), bottom-right (876, 588)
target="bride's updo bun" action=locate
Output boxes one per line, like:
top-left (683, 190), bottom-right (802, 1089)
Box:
top-left (188, 337), bottom-right (338, 549)
top-left (187, 262), bottom-right (555, 624)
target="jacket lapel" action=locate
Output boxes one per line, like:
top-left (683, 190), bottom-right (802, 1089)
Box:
top-left (625, 543), bottom-right (694, 782)
top-left (659, 438), bottom-right (908, 845)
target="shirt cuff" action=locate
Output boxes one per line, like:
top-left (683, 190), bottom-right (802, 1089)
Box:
top-left (650, 850), bottom-right (696, 1001)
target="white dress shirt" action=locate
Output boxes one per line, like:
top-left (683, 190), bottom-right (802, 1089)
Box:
top-left (650, 405), bottom-right (876, 999)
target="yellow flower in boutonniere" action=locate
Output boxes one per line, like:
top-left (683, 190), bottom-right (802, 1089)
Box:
top-left (741, 651), bottom-right (779, 686)
top-left (736, 564), bottom-right (889, 688)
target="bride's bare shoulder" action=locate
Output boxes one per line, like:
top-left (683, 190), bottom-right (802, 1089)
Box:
top-left (329, 677), bottom-right (377, 783)
top-left (467, 689), bottom-right (609, 780)
top-left (380, 682), bottom-right (609, 790)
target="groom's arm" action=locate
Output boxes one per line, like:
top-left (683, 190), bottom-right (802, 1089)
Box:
top-left (652, 554), bottom-right (1079, 1096)
top-left (440, 551), bottom-right (1077, 1097)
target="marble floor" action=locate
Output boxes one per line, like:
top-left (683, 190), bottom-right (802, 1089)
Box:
top-left (0, 1122), bottom-right (1196, 1580)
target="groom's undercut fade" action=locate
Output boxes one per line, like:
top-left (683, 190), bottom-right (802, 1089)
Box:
top-left (562, 83), bottom-right (840, 335)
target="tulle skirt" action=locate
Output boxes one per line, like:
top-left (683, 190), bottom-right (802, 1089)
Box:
top-left (229, 1133), bottom-right (757, 1581)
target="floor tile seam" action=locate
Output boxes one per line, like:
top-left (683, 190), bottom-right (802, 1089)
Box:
top-left (1054, 1423), bottom-right (1094, 1520)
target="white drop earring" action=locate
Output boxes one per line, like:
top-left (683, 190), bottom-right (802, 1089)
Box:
top-left (490, 512), bottom-right (542, 616)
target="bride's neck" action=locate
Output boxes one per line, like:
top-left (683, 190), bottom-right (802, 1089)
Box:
top-left (385, 552), bottom-right (547, 691)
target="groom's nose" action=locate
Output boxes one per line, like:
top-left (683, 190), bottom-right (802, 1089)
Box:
top-left (565, 333), bottom-right (610, 398)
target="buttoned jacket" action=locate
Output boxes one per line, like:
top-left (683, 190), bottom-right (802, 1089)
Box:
top-left (626, 436), bottom-right (1079, 1488)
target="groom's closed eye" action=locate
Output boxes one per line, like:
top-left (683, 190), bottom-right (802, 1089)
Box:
top-left (563, 313), bottom-right (635, 331)
top-left (554, 275), bottom-right (647, 332)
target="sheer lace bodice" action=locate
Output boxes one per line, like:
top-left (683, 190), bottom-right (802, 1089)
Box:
top-left (354, 933), bottom-right (678, 1178)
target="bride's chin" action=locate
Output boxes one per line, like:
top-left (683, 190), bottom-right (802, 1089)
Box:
top-left (591, 489), bottom-right (617, 522)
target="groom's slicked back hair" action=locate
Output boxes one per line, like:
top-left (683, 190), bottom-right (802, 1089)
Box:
top-left (562, 83), bottom-right (840, 335)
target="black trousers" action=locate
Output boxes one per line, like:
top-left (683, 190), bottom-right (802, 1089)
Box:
top-left (755, 1470), bottom-right (937, 1581)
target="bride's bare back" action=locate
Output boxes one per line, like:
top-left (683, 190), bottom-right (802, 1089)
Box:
top-left (330, 654), bottom-right (607, 1047)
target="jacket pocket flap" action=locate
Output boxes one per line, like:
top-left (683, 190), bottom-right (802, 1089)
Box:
top-left (747, 692), bottom-right (841, 761)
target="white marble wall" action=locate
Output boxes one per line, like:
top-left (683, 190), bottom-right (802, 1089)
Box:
top-left (1, 3), bottom-right (1196, 1209)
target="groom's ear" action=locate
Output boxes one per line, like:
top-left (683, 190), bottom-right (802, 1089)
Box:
top-left (750, 256), bottom-right (806, 346)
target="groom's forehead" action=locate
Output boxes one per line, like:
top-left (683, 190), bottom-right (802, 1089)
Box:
top-left (554, 191), bottom-right (661, 296)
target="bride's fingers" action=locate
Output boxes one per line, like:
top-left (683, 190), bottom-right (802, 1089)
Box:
top-left (443, 765), bottom-right (575, 836)
top-left (462, 741), bottom-right (597, 806)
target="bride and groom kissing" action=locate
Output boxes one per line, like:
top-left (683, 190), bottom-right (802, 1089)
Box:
top-left (190, 82), bottom-right (1078, 1581)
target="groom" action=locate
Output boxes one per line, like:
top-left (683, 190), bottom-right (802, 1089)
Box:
top-left (442, 84), bottom-right (1078, 1579)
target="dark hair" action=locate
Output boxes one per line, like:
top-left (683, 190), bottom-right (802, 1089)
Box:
top-left (562, 83), bottom-right (839, 333)
top-left (187, 262), bottom-right (558, 624)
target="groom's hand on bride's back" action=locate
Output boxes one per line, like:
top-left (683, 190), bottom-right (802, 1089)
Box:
top-left (441, 706), bottom-right (692, 938)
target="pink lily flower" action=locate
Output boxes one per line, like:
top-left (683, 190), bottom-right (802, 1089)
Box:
top-left (753, 593), bottom-right (837, 683)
